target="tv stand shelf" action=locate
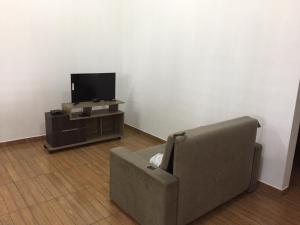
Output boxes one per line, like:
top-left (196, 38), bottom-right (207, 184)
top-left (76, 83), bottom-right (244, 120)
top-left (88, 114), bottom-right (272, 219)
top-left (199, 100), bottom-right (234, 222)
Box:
top-left (62, 100), bottom-right (124, 120)
top-left (62, 100), bottom-right (124, 110)
top-left (45, 100), bottom-right (125, 152)
top-left (68, 109), bottom-right (123, 120)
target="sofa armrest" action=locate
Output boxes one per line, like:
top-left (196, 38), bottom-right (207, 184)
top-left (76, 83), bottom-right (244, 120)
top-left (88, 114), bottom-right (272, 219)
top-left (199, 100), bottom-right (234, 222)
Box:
top-left (110, 147), bottom-right (178, 225)
top-left (248, 143), bottom-right (262, 192)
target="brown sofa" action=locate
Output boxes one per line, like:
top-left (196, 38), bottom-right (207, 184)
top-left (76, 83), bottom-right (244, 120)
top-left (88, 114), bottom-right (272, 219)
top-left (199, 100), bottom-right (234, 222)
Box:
top-left (110, 116), bottom-right (262, 225)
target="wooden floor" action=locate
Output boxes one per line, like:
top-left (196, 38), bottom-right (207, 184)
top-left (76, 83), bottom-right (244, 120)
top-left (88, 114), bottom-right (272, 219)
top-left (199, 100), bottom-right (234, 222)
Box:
top-left (0, 128), bottom-right (299, 225)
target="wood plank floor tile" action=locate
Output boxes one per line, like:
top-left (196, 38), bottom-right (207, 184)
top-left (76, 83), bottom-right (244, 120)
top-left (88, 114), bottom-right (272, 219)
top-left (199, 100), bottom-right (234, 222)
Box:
top-left (93, 220), bottom-right (111, 225)
top-left (0, 214), bottom-right (14, 225)
top-left (86, 186), bottom-right (119, 215)
top-left (4, 163), bottom-right (21, 182)
top-left (0, 165), bottom-right (13, 186)
top-left (6, 183), bottom-right (27, 209)
top-left (64, 194), bottom-right (95, 225)
top-left (19, 208), bottom-right (38, 225)
top-left (57, 196), bottom-right (86, 225)
top-left (30, 204), bottom-right (52, 225)
top-left (39, 201), bottom-right (65, 225)
top-left (48, 199), bottom-right (76, 225)
top-left (35, 175), bottom-right (62, 198)
top-left (15, 181), bottom-right (36, 207)
top-left (0, 184), bottom-right (18, 212)
top-left (10, 211), bottom-right (27, 225)
top-left (70, 192), bottom-right (103, 221)
top-left (31, 177), bottom-right (54, 201)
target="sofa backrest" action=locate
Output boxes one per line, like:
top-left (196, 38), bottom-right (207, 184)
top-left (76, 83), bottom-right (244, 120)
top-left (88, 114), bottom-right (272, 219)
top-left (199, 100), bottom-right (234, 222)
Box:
top-left (167, 116), bottom-right (259, 225)
top-left (159, 131), bottom-right (186, 173)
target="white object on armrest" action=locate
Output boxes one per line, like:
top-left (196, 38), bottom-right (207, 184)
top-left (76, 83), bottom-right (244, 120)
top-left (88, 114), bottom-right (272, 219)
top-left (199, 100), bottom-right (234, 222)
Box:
top-left (150, 153), bottom-right (163, 167)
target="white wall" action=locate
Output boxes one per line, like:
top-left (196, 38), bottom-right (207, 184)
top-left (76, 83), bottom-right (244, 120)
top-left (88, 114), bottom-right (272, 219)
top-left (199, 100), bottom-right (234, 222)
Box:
top-left (120, 0), bottom-right (300, 190)
top-left (0, 0), bottom-right (121, 142)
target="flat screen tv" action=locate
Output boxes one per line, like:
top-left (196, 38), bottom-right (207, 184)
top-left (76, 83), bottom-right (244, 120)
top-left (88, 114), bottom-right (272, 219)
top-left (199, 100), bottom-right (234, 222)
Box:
top-left (71, 73), bottom-right (116, 103)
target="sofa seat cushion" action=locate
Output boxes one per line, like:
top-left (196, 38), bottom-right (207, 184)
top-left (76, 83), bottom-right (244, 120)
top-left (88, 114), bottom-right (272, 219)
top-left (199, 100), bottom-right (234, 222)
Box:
top-left (135, 144), bottom-right (165, 161)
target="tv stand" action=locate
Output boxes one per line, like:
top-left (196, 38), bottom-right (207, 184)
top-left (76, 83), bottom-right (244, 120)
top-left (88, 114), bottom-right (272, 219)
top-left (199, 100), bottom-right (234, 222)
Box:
top-left (44, 100), bottom-right (125, 152)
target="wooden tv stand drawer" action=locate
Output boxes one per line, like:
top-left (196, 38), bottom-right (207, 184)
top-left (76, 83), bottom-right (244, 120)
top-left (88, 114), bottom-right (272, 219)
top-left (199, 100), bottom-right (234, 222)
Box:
top-left (46, 128), bottom-right (86, 148)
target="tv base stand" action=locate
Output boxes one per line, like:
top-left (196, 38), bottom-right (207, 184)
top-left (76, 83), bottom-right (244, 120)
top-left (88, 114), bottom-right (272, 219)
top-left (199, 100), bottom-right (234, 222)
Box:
top-left (44, 100), bottom-right (124, 153)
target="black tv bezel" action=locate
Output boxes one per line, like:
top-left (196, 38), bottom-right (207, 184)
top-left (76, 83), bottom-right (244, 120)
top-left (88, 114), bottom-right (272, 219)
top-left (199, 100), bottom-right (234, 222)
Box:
top-left (71, 73), bottom-right (116, 103)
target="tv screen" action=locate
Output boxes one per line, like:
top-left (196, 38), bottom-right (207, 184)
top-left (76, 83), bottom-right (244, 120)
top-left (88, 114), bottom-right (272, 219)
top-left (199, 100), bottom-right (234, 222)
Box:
top-left (71, 73), bottom-right (116, 103)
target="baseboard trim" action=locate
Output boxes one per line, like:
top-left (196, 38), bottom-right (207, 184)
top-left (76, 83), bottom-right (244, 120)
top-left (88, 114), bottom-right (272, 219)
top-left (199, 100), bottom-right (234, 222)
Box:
top-left (258, 181), bottom-right (289, 194)
top-left (124, 124), bottom-right (166, 144)
top-left (0, 135), bottom-right (45, 147)
top-left (0, 125), bottom-right (165, 147)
